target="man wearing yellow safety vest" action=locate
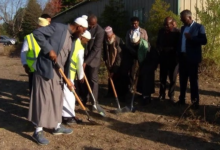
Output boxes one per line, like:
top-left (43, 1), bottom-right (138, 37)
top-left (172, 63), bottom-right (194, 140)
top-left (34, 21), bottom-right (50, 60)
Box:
top-left (62, 30), bottom-right (91, 124)
top-left (20, 14), bottom-right (51, 95)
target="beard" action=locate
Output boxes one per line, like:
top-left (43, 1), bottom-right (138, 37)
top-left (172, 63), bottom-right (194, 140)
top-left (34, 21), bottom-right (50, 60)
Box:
top-left (107, 34), bottom-right (115, 44)
top-left (72, 30), bottom-right (82, 38)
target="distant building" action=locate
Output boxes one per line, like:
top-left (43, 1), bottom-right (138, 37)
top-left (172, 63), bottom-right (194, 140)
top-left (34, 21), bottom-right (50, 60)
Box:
top-left (52, 0), bottom-right (206, 23)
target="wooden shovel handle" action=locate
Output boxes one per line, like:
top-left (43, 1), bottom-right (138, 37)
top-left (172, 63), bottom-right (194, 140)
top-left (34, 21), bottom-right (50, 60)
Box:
top-left (84, 74), bottom-right (93, 94)
top-left (109, 77), bottom-right (118, 98)
top-left (106, 68), bottom-right (118, 98)
top-left (55, 63), bottom-right (86, 110)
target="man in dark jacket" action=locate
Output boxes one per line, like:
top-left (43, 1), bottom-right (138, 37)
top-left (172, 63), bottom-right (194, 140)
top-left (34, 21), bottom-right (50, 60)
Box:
top-left (177, 10), bottom-right (207, 109)
top-left (83, 15), bottom-right (105, 108)
top-left (103, 26), bottom-right (126, 99)
top-left (157, 17), bottom-right (180, 101)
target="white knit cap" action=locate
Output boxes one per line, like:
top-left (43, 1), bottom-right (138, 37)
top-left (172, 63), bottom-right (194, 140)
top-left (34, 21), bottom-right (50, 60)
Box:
top-left (105, 26), bottom-right (113, 36)
top-left (38, 17), bottom-right (49, 27)
top-left (130, 31), bottom-right (141, 43)
top-left (82, 30), bottom-right (91, 40)
top-left (82, 15), bottom-right (88, 20)
top-left (74, 17), bottom-right (88, 28)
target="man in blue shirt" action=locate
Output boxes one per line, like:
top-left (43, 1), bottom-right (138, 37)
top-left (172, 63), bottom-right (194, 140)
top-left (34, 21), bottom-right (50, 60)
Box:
top-left (176, 10), bottom-right (207, 109)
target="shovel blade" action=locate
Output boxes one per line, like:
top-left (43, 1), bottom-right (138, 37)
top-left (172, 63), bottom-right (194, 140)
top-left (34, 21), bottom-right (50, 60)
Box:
top-left (111, 106), bottom-right (131, 114)
top-left (93, 104), bottom-right (106, 117)
top-left (87, 119), bottom-right (100, 125)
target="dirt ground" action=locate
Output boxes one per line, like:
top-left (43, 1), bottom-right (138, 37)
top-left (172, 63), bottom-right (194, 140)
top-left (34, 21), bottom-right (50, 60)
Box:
top-left (0, 56), bottom-right (220, 150)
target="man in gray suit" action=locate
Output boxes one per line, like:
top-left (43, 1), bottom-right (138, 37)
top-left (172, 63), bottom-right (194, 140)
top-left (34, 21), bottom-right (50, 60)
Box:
top-left (28, 17), bottom-right (88, 145)
top-left (83, 15), bottom-right (105, 108)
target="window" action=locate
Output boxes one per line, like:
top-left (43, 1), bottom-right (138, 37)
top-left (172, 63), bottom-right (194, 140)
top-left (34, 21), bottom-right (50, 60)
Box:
top-left (133, 10), bottom-right (138, 17)
top-left (133, 8), bottom-right (144, 22)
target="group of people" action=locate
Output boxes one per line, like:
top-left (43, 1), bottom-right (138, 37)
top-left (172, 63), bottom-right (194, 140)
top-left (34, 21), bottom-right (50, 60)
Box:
top-left (20, 9), bottom-right (207, 145)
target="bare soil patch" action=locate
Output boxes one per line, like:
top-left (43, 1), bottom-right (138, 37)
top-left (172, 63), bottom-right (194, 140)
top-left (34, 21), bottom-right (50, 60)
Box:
top-left (0, 56), bottom-right (220, 150)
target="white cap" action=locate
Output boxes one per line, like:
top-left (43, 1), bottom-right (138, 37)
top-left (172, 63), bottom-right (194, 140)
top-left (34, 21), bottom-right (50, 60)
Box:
top-left (130, 31), bottom-right (140, 43)
top-left (38, 17), bottom-right (49, 27)
top-left (74, 17), bottom-right (88, 28)
top-left (105, 26), bottom-right (113, 36)
top-left (82, 15), bottom-right (88, 20)
top-left (82, 30), bottom-right (91, 40)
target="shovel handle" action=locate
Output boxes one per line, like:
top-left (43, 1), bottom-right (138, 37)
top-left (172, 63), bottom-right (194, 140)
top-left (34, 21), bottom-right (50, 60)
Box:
top-left (54, 63), bottom-right (86, 110)
top-left (84, 74), bottom-right (93, 94)
top-left (109, 77), bottom-right (118, 98)
top-left (106, 67), bottom-right (118, 98)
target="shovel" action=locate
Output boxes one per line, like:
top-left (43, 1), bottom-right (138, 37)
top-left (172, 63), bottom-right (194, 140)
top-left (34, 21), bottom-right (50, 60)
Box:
top-left (84, 73), bottom-right (106, 117)
top-left (55, 63), bottom-right (99, 125)
top-left (128, 60), bottom-right (140, 112)
top-left (106, 68), bottom-right (130, 114)
top-left (129, 75), bottom-right (139, 112)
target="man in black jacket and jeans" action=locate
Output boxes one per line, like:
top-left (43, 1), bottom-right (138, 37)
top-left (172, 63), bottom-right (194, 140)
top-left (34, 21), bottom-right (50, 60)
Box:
top-left (157, 17), bottom-right (180, 101)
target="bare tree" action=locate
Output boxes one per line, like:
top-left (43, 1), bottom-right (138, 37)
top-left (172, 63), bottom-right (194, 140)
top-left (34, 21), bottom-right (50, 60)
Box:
top-left (0, 0), bottom-right (25, 37)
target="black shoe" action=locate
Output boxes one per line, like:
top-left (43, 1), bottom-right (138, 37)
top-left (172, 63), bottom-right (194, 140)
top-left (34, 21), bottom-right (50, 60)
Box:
top-left (175, 100), bottom-right (186, 106)
top-left (169, 96), bottom-right (175, 102)
top-left (192, 103), bottom-right (199, 110)
top-left (158, 95), bottom-right (165, 100)
top-left (62, 117), bottom-right (83, 124)
top-left (82, 100), bottom-right (87, 106)
top-left (104, 93), bottom-right (114, 98)
top-left (142, 96), bottom-right (151, 106)
top-left (73, 117), bottom-right (83, 124)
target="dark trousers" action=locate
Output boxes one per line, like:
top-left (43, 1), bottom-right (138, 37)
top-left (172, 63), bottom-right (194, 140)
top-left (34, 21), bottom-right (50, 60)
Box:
top-left (28, 72), bottom-right (34, 95)
top-left (138, 64), bottom-right (155, 97)
top-left (159, 56), bottom-right (178, 97)
top-left (107, 72), bottom-right (129, 98)
top-left (83, 65), bottom-right (99, 104)
top-left (179, 55), bottom-right (199, 104)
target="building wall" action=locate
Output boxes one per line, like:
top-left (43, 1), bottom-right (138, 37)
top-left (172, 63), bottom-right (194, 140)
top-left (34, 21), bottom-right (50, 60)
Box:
top-left (123, 0), bottom-right (178, 22)
top-left (52, 0), bottom-right (178, 23)
top-left (52, 0), bottom-right (206, 23)
top-left (179, 0), bottom-right (206, 21)
top-left (52, 0), bottom-right (109, 23)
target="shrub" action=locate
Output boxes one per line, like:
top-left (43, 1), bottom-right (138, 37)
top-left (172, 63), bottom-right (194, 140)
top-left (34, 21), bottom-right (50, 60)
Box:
top-left (146, 0), bottom-right (181, 47)
top-left (196, 0), bottom-right (220, 76)
top-left (100, 0), bottom-right (129, 39)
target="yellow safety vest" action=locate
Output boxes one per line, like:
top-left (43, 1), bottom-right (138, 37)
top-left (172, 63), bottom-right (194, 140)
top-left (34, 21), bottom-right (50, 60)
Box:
top-left (25, 33), bottom-right (41, 72)
top-left (69, 39), bottom-right (84, 80)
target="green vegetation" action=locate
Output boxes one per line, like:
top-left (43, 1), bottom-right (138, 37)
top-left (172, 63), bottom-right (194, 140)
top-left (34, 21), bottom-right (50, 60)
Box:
top-left (196, 0), bottom-right (220, 75)
top-left (146, 0), bottom-right (181, 47)
top-left (100, 0), bottom-right (129, 39)
top-left (19, 0), bottom-right (42, 40)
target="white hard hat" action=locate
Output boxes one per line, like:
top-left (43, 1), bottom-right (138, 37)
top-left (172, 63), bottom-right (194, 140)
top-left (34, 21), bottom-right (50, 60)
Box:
top-left (82, 30), bottom-right (91, 40)
top-left (74, 17), bottom-right (88, 28)
top-left (82, 15), bottom-right (88, 20)
top-left (38, 17), bottom-right (49, 27)
top-left (130, 31), bottom-right (141, 43)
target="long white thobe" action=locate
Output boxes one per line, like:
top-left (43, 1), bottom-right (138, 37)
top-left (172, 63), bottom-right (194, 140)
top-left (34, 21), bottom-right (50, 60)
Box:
top-left (62, 49), bottom-right (84, 117)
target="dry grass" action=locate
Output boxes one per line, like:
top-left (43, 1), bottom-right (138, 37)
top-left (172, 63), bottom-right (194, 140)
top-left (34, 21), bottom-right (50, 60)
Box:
top-left (0, 43), bottom-right (22, 57)
top-left (0, 56), bottom-right (220, 149)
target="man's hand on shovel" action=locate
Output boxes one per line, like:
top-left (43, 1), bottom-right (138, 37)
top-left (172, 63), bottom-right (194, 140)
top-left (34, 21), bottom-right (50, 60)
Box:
top-left (49, 50), bottom-right (57, 62)
top-left (79, 76), bottom-right (85, 84)
top-left (67, 79), bottom-right (76, 91)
